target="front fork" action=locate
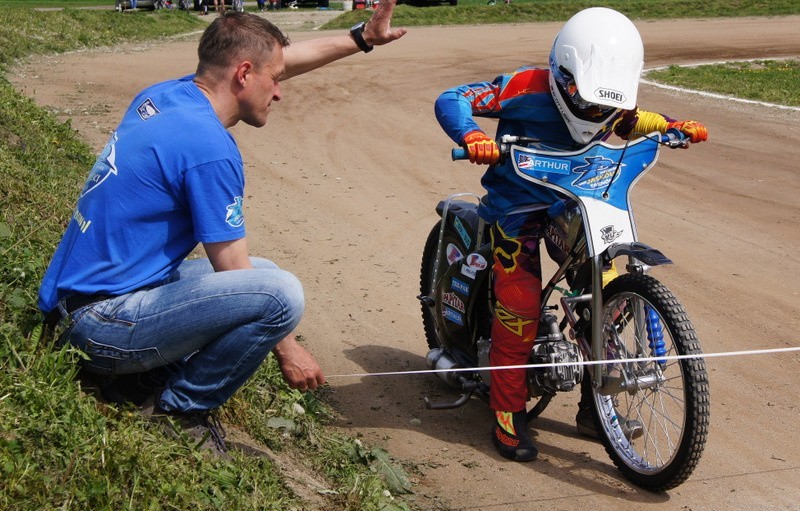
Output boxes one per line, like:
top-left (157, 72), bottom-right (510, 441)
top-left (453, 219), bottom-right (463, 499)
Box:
top-left (558, 256), bottom-right (623, 392)
top-left (590, 254), bottom-right (606, 389)
top-left (562, 253), bottom-right (666, 392)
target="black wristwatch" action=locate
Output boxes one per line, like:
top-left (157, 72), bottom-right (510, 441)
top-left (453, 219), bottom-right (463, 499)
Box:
top-left (349, 21), bottom-right (373, 53)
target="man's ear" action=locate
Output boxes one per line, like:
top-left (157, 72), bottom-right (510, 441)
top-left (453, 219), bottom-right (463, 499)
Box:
top-left (235, 61), bottom-right (254, 87)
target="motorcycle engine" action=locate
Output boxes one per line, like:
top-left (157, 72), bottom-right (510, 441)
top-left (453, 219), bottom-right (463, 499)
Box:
top-left (476, 315), bottom-right (583, 396)
top-left (530, 340), bottom-right (583, 394)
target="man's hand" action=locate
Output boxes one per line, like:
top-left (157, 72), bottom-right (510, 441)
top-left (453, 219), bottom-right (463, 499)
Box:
top-left (463, 130), bottom-right (500, 165)
top-left (667, 120), bottom-right (708, 143)
top-left (272, 335), bottom-right (326, 391)
top-left (363, 0), bottom-right (408, 47)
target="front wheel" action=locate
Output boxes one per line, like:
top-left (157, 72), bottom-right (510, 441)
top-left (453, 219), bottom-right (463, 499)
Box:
top-left (588, 273), bottom-right (709, 491)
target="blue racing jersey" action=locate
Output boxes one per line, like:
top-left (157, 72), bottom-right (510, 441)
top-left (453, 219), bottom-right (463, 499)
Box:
top-left (38, 75), bottom-right (246, 313)
top-left (435, 66), bottom-right (641, 223)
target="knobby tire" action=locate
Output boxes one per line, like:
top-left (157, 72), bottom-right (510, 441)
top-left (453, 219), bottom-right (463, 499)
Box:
top-left (589, 273), bottom-right (709, 491)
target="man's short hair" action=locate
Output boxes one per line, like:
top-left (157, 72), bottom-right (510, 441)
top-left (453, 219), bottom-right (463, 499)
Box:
top-left (197, 12), bottom-right (290, 75)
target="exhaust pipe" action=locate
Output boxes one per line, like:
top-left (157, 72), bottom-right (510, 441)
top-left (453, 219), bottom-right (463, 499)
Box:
top-left (425, 348), bottom-right (488, 410)
top-left (426, 348), bottom-right (465, 389)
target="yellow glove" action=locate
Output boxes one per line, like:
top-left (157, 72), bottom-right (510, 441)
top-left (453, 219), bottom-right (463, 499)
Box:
top-left (463, 130), bottom-right (500, 165)
top-left (667, 120), bottom-right (708, 143)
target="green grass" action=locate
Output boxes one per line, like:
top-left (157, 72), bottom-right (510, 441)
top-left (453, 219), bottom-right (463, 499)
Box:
top-left (646, 59), bottom-right (800, 107)
top-left (324, 0), bottom-right (800, 28)
top-left (0, 8), bottom-right (205, 70)
top-left (0, 0), bottom-right (112, 6)
top-left (0, 8), bottom-right (412, 511)
top-left (1, 4), bottom-right (799, 511)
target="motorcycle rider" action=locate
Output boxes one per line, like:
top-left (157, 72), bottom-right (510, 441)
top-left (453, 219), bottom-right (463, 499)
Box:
top-left (434, 7), bottom-right (708, 461)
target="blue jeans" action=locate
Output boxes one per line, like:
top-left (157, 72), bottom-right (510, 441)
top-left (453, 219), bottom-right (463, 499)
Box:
top-left (62, 258), bottom-right (304, 412)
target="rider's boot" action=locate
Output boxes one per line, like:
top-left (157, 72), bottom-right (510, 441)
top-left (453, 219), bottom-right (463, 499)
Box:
top-left (575, 400), bottom-right (644, 440)
top-left (492, 410), bottom-right (538, 462)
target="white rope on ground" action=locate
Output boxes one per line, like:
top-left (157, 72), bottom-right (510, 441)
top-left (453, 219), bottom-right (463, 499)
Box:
top-left (326, 346), bottom-right (800, 379)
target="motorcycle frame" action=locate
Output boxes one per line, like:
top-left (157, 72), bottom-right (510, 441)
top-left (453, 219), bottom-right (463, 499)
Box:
top-left (509, 134), bottom-right (672, 389)
top-left (430, 134), bottom-right (675, 392)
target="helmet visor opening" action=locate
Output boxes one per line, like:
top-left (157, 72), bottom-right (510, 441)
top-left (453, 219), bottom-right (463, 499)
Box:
top-left (552, 66), bottom-right (617, 122)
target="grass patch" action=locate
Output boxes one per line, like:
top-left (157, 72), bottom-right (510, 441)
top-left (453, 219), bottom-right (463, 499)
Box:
top-left (0, 76), bottom-right (303, 508)
top-left (0, 7), bottom-right (206, 71)
top-left (0, 0), bottom-right (112, 6)
top-left (646, 59), bottom-right (800, 107)
top-left (0, 73), bottom-right (408, 509)
top-left (0, 8), bottom-right (410, 511)
top-left (324, 0), bottom-right (800, 28)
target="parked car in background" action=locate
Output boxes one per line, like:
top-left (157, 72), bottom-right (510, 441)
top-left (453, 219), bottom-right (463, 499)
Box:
top-left (116, 0), bottom-right (192, 11)
top-left (116, 0), bottom-right (156, 10)
top-left (192, 0), bottom-right (245, 11)
top-left (397, 0), bottom-right (457, 5)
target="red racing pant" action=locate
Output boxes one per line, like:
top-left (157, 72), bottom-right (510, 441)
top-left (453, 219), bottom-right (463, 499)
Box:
top-left (488, 210), bottom-right (548, 413)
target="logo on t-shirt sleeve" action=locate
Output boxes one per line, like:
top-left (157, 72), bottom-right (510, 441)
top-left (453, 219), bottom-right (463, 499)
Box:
top-left (225, 196), bottom-right (244, 228)
top-left (136, 98), bottom-right (160, 120)
top-left (81, 132), bottom-right (119, 197)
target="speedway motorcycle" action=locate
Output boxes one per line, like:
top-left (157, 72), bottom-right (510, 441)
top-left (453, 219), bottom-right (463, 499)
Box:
top-left (418, 131), bottom-right (709, 491)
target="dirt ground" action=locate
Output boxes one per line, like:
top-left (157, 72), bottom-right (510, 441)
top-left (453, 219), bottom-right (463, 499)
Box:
top-left (10, 10), bottom-right (800, 511)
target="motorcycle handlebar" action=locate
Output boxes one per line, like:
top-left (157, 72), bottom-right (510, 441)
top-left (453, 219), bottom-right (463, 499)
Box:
top-left (451, 147), bottom-right (468, 160)
top-left (451, 132), bottom-right (689, 161)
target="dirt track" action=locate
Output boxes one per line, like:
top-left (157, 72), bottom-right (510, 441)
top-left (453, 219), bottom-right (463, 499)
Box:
top-left (10, 12), bottom-right (800, 511)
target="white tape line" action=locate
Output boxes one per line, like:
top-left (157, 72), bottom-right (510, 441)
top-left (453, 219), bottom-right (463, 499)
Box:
top-left (642, 58), bottom-right (800, 112)
top-left (641, 78), bottom-right (800, 112)
top-left (326, 346), bottom-right (800, 379)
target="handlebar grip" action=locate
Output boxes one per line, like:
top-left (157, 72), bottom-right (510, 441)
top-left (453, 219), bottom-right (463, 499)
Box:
top-left (664, 128), bottom-right (690, 148)
top-left (451, 148), bottom-right (468, 161)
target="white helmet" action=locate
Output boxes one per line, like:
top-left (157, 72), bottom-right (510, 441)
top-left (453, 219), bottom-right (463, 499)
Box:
top-left (548, 7), bottom-right (644, 144)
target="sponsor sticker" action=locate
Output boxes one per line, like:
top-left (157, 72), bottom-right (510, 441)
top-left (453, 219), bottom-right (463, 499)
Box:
top-left (461, 264), bottom-right (477, 280)
top-left (442, 292), bottom-right (465, 313)
top-left (451, 277), bottom-right (470, 295)
top-left (443, 306), bottom-right (464, 326)
top-left (600, 225), bottom-right (623, 244)
top-left (446, 243), bottom-right (464, 265)
top-left (466, 253), bottom-right (487, 270)
top-left (517, 154), bottom-right (571, 174)
top-left (453, 216), bottom-right (472, 249)
top-left (572, 156), bottom-right (626, 191)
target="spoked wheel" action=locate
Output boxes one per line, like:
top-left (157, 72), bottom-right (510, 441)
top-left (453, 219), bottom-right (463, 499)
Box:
top-left (589, 273), bottom-right (709, 491)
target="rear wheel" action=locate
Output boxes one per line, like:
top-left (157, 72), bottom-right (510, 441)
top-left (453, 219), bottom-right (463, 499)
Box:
top-left (419, 220), bottom-right (466, 349)
top-left (588, 273), bottom-right (709, 491)
top-left (421, 218), bottom-right (554, 419)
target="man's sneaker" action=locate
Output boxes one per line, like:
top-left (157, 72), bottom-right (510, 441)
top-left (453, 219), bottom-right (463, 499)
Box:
top-left (575, 406), bottom-right (644, 441)
top-left (100, 368), bottom-right (171, 406)
top-left (167, 410), bottom-right (228, 455)
top-left (142, 396), bottom-right (229, 457)
top-left (492, 410), bottom-right (538, 462)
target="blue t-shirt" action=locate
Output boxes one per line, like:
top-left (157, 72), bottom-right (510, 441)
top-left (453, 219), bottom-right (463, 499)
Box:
top-left (38, 75), bottom-right (245, 313)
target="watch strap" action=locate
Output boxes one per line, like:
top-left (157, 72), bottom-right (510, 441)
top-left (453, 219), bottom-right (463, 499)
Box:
top-left (350, 22), bottom-right (374, 53)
